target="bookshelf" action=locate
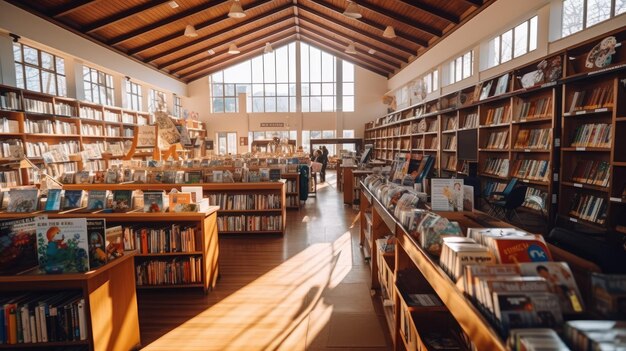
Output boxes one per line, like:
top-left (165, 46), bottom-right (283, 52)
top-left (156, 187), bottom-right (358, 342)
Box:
top-left (0, 253), bottom-right (140, 351)
top-left (281, 172), bottom-right (300, 209)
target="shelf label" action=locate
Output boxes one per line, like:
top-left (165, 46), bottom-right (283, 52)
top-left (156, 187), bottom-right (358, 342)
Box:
top-left (595, 108), bottom-right (608, 113)
top-left (555, 138), bottom-right (560, 147)
top-left (576, 111), bottom-right (587, 115)
top-left (542, 81), bottom-right (557, 88)
top-left (525, 149), bottom-right (531, 153)
top-left (570, 217), bottom-right (578, 223)
top-left (574, 183), bottom-right (583, 188)
top-left (576, 147), bottom-right (586, 151)
top-left (610, 197), bottom-right (622, 203)
top-left (553, 173), bottom-right (559, 182)
top-left (523, 179), bottom-right (529, 183)
top-left (552, 194), bottom-right (557, 204)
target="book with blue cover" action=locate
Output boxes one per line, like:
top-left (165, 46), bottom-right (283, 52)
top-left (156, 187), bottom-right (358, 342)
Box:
top-left (62, 190), bottom-right (83, 211)
top-left (86, 190), bottom-right (107, 211)
top-left (44, 189), bottom-right (62, 211)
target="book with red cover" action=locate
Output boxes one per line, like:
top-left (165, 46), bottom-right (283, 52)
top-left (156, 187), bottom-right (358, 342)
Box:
top-left (485, 236), bottom-right (552, 264)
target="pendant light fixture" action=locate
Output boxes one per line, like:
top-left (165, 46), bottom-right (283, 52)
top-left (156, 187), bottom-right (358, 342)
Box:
top-left (264, 42), bottom-right (274, 54)
top-left (345, 42), bottom-right (357, 55)
top-left (184, 24), bottom-right (198, 37)
top-left (228, 43), bottom-right (240, 54)
top-left (228, 0), bottom-right (246, 18)
top-left (343, 1), bottom-right (362, 19)
top-left (383, 26), bottom-right (396, 39)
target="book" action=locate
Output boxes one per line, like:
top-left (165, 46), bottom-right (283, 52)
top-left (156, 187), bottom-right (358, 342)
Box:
top-left (212, 170), bottom-right (224, 183)
top-left (104, 170), bottom-right (118, 184)
top-left (105, 225), bottom-right (124, 260)
top-left (86, 190), bottom-right (107, 211)
top-left (143, 191), bottom-right (165, 213)
top-left (169, 192), bottom-right (195, 212)
top-left (431, 178), bottom-right (464, 211)
top-left (59, 172), bottom-right (75, 184)
top-left (7, 189), bottom-right (39, 213)
top-left (519, 262), bottom-right (584, 314)
top-left (86, 218), bottom-right (107, 269)
top-left (111, 190), bottom-right (132, 212)
top-left (493, 292), bottom-right (563, 334)
top-left (269, 169), bottom-right (281, 182)
top-left (36, 216), bottom-right (90, 273)
top-left (162, 170), bottom-right (176, 184)
top-left (74, 170), bottom-right (92, 184)
top-left (44, 189), bottom-right (62, 212)
top-left (484, 236), bottom-right (552, 264)
top-left (181, 186), bottom-right (203, 203)
top-left (92, 171), bottom-right (105, 184)
top-left (590, 273), bottom-right (626, 318)
top-left (61, 190), bottom-right (83, 211)
top-left (0, 216), bottom-right (38, 275)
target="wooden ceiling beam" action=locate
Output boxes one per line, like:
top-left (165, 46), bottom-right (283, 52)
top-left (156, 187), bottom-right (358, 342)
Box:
top-left (181, 33), bottom-right (297, 81)
top-left (396, 0), bottom-right (459, 24)
top-left (128, 0), bottom-right (275, 56)
top-left (158, 15), bottom-right (295, 69)
top-left (353, 0), bottom-right (442, 37)
top-left (82, 0), bottom-right (172, 33)
top-left (311, 1), bottom-right (428, 47)
top-left (298, 27), bottom-right (397, 71)
top-left (170, 22), bottom-right (296, 74)
top-left (106, 0), bottom-right (227, 47)
top-left (51, 0), bottom-right (99, 18)
top-left (297, 18), bottom-right (405, 64)
top-left (296, 4), bottom-right (415, 56)
top-left (299, 35), bottom-right (388, 77)
top-left (459, 0), bottom-right (482, 7)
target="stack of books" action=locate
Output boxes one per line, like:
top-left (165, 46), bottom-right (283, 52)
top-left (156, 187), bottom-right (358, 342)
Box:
top-left (568, 193), bottom-right (607, 224)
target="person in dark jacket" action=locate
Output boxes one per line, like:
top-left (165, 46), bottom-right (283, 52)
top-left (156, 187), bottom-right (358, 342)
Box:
top-left (320, 146), bottom-right (329, 182)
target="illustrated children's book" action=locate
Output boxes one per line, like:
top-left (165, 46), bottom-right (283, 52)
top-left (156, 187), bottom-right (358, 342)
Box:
top-left (111, 190), bottom-right (132, 212)
top-left (143, 191), bottom-right (165, 212)
top-left (7, 188), bottom-right (39, 213)
top-left (36, 216), bottom-right (90, 273)
top-left (86, 190), bottom-right (107, 211)
top-left (62, 190), bottom-right (84, 210)
top-left (87, 218), bottom-right (107, 269)
top-left (44, 189), bottom-right (62, 211)
top-left (105, 225), bottom-right (124, 260)
top-left (169, 192), bottom-right (194, 212)
top-left (0, 216), bottom-right (38, 275)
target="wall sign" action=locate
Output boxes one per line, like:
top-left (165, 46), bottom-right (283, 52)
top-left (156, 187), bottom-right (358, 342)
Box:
top-left (260, 123), bottom-right (284, 128)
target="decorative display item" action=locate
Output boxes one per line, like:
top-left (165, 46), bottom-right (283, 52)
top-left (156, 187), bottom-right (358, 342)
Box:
top-left (586, 36), bottom-right (617, 69)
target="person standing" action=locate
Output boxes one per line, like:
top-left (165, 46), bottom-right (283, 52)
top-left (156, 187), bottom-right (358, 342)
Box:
top-left (320, 146), bottom-right (329, 182)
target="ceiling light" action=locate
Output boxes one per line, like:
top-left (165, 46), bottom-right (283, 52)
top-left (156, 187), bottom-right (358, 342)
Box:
top-left (343, 1), bottom-right (362, 19)
top-left (383, 26), bottom-right (396, 38)
top-left (228, 43), bottom-right (240, 54)
top-left (264, 42), bottom-right (273, 54)
top-left (168, 1), bottom-right (179, 8)
top-left (184, 24), bottom-right (198, 37)
top-left (345, 42), bottom-right (357, 55)
top-left (228, 0), bottom-right (246, 18)
top-left (368, 48), bottom-right (376, 55)
top-left (207, 49), bottom-right (215, 55)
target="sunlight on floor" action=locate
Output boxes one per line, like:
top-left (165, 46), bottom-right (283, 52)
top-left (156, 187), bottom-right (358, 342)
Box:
top-left (143, 231), bottom-right (354, 351)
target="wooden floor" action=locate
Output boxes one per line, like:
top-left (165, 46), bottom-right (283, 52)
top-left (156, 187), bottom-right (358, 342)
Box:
top-left (138, 171), bottom-right (393, 350)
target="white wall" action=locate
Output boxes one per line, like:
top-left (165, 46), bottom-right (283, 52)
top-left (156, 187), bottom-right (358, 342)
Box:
top-left (185, 64), bottom-right (388, 154)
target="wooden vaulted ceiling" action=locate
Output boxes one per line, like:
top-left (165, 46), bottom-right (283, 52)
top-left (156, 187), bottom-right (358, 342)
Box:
top-left (5, 0), bottom-right (494, 82)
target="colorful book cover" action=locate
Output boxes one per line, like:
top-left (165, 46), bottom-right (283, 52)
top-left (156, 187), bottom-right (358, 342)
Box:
top-left (104, 170), bottom-right (118, 184)
top-left (44, 189), bottom-right (62, 212)
top-left (74, 171), bottom-right (92, 184)
top-left (62, 190), bottom-right (83, 210)
top-left (92, 171), bottom-right (106, 184)
top-left (488, 237), bottom-right (552, 264)
top-left (105, 225), bottom-right (124, 260)
top-left (60, 172), bottom-right (75, 184)
top-left (0, 216), bottom-right (38, 275)
top-left (86, 190), bottom-right (107, 211)
top-left (185, 171), bottom-right (202, 183)
top-left (36, 216), bottom-right (89, 273)
top-left (519, 262), bottom-right (584, 314)
top-left (162, 170), bottom-right (176, 184)
top-left (168, 192), bottom-right (195, 212)
top-left (7, 189), bottom-right (38, 213)
top-left (86, 218), bottom-right (107, 269)
top-left (143, 191), bottom-right (165, 213)
top-left (111, 190), bottom-right (132, 212)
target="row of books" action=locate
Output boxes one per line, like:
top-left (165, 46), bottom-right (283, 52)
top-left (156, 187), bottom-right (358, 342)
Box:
top-left (79, 106), bottom-right (103, 120)
top-left (522, 187), bottom-right (548, 211)
top-left (515, 96), bottom-right (552, 121)
top-left (462, 112), bottom-right (479, 128)
top-left (286, 196), bottom-right (299, 207)
top-left (429, 136), bottom-right (439, 150)
top-left (82, 159), bottom-right (108, 172)
top-left (105, 125), bottom-right (122, 137)
top-left (443, 154), bottom-right (457, 171)
top-left (24, 119), bottom-right (77, 135)
top-left (0, 170), bottom-right (20, 188)
top-left (443, 116), bottom-right (457, 131)
top-left (23, 98), bottom-right (53, 115)
top-left (0, 139), bottom-right (23, 159)
top-left (569, 193), bottom-right (608, 225)
top-left (570, 123), bottom-right (612, 148)
top-left (507, 329), bottom-right (568, 351)
top-left (81, 124), bottom-right (104, 136)
top-left (129, 225), bottom-right (198, 254)
top-left (0, 117), bottom-right (19, 133)
top-left (0, 292), bottom-right (87, 345)
top-left (41, 162), bottom-right (79, 179)
top-left (513, 128), bottom-right (552, 149)
top-left (122, 112), bottom-right (135, 124)
top-left (0, 92), bottom-right (21, 110)
top-left (482, 158), bottom-right (510, 178)
top-left (484, 105), bottom-right (511, 126)
top-left (206, 193), bottom-right (282, 210)
top-left (484, 130), bottom-right (508, 149)
top-left (443, 135), bottom-right (456, 150)
top-left (285, 180), bottom-right (297, 193)
top-left (568, 85), bottom-right (614, 112)
top-left (565, 320), bottom-right (626, 351)
top-left (104, 110), bottom-right (122, 123)
top-left (135, 257), bottom-right (203, 286)
top-left (25, 141), bottom-right (80, 158)
top-left (571, 160), bottom-right (610, 187)
top-left (54, 102), bottom-right (76, 117)
top-left (216, 215), bottom-right (282, 232)
top-left (484, 181), bottom-right (507, 197)
top-left (510, 159), bottom-right (550, 181)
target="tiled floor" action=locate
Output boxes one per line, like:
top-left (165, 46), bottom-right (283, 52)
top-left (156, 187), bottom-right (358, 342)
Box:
top-left (138, 171), bottom-right (393, 350)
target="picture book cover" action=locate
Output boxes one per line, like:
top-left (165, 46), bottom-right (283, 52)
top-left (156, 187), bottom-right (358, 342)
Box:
top-left (86, 218), bottom-right (107, 269)
top-left (0, 216), bottom-right (38, 275)
top-left (269, 168), bottom-right (281, 182)
top-left (104, 170), bottom-right (118, 184)
top-left (105, 225), bottom-right (124, 260)
top-left (44, 189), bottom-right (62, 212)
top-left (519, 262), bottom-right (584, 314)
top-left (92, 171), bottom-right (105, 184)
top-left (86, 190), bottom-right (107, 211)
top-left (162, 170), bottom-right (176, 184)
top-left (133, 170), bottom-right (147, 183)
top-left (74, 171), bottom-right (92, 184)
top-left (60, 172), bottom-right (75, 184)
top-left (185, 171), bottom-right (202, 183)
top-left (143, 191), bottom-right (165, 212)
top-left (122, 168), bottom-right (133, 183)
top-left (212, 170), bottom-right (224, 183)
top-left (36, 216), bottom-right (89, 273)
top-left (111, 190), bottom-right (132, 212)
top-left (62, 190), bottom-right (84, 210)
top-left (169, 192), bottom-right (195, 212)
top-left (7, 188), bottom-right (39, 213)
top-left (431, 178), bottom-right (464, 211)
top-left (487, 236), bottom-right (552, 264)
top-left (175, 170), bottom-right (185, 184)
top-left (181, 186), bottom-right (203, 203)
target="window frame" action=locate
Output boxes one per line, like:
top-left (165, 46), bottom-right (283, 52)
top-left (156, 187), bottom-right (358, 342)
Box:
top-left (216, 132), bottom-right (237, 155)
top-left (561, 0), bottom-right (624, 38)
top-left (486, 16), bottom-right (538, 69)
top-left (83, 66), bottom-right (115, 106)
top-left (447, 51), bottom-right (474, 85)
top-left (173, 94), bottom-right (182, 117)
top-left (125, 80), bottom-right (143, 111)
top-left (149, 88), bottom-right (167, 113)
top-left (13, 43), bottom-right (66, 96)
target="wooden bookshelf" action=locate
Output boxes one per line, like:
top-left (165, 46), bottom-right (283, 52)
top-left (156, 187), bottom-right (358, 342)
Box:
top-left (0, 253), bottom-right (140, 351)
top-left (281, 172), bottom-right (300, 209)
